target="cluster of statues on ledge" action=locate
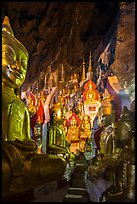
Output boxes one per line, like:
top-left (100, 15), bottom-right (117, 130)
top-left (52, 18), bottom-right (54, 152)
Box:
top-left (2, 16), bottom-right (135, 202)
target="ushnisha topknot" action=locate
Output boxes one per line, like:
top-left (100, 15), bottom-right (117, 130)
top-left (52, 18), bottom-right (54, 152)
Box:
top-left (2, 16), bottom-right (14, 36)
top-left (2, 16), bottom-right (29, 58)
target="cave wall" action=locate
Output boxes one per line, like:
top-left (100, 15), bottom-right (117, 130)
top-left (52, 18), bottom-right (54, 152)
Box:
top-left (2, 2), bottom-right (120, 91)
top-left (3, 2), bottom-right (135, 99)
top-left (111, 2), bottom-right (135, 101)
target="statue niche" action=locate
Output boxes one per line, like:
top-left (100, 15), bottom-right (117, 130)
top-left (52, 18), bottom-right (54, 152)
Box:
top-left (2, 16), bottom-right (66, 200)
top-left (83, 79), bottom-right (98, 103)
top-left (83, 79), bottom-right (101, 126)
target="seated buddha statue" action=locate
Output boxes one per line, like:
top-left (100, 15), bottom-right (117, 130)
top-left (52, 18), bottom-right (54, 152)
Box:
top-left (98, 107), bottom-right (117, 157)
top-left (69, 74), bottom-right (74, 84)
top-left (66, 116), bottom-right (80, 143)
top-left (85, 82), bottom-right (96, 104)
top-left (46, 101), bottom-right (75, 161)
top-left (79, 114), bottom-right (91, 152)
top-left (2, 16), bottom-right (66, 199)
top-left (80, 114), bottom-right (91, 139)
top-left (100, 106), bottom-right (135, 202)
top-left (66, 115), bottom-right (80, 154)
top-left (87, 113), bottom-right (118, 181)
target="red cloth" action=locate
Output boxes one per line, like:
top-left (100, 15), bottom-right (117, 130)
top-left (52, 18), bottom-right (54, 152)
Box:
top-left (36, 100), bottom-right (45, 124)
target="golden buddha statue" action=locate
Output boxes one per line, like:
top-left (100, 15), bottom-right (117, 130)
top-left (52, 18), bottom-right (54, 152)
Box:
top-left (80, 114), bottom-right (91, 152)
top-left (2, 16), bottom-right (66, 199)
top-left (53, 101), bottom-right (62, 121)
top-left (66, 115), bottom-right (80, 154)
top-left (72, 85), bottom-right (78, 95)
top-left (74, 84), bottom-right (78, 92)
top-left (85, 83), bottom-right (96, 104)
top-left (80, 114), bottom-right (91, 138)
top-left (73, 73), bottom-right (78, 82)
top-left (67, 87), bottom-right (71, 95)
top-left (66, 116), bottom-right (80, 143)
top-left (76, 102), bottom-right (84, 120)
top-left (69, 74), bottom-right (74, 84)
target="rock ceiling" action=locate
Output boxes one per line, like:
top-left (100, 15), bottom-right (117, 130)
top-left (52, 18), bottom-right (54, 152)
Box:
top-left (2, 2), bottom-right (135, 100)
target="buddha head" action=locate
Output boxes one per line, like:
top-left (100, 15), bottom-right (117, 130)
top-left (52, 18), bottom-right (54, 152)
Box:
top-left (83, 114), bottom-right (90, 123)
top-left (88, 82), bottom-right (93, 91)
top-left (74, 84), bottom-right (78, 92)
top-left (73, 73), bottom-right (77, 80)
top-left (71, 117), bottom-right (77, 127)
top-left (2, 16), bottom-right (29, 90)
top-left (101, 115), bottom-right (112, 127)
top-left (70, 75), bottom-right (73, 81)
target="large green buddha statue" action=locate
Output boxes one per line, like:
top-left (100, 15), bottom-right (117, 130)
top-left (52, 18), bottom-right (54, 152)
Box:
top-left (2, 16), bottom-right (66, 199)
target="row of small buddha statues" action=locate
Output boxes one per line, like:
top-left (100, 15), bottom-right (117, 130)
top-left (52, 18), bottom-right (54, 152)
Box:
top-left (48, 69), bottom-right (112, 156)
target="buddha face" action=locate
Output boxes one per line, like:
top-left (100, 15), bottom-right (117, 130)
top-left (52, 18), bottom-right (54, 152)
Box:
top-left (74, 85), bottom-right (78, 91)
top-left (88, 83), bottom-right (93, 91)
top-left (83, 115), bottom-right (89, 122)
top-left (73, 73), bottom-right (77, 79)
top-left (2, 34), bottom-right (28, 89)
top-left (71, 117), bottom-right (77, 126)
top-left (70, 75), bottom-right (73, 80)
